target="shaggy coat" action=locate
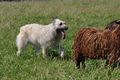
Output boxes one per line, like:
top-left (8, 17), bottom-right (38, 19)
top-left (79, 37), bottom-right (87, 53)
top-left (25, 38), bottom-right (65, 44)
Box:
top-left (16, 18), bottom-right (68, 58)
top-left (105, 19), bottom-right (119, 30)
top-left (73, 25), bottom-right (120, 69)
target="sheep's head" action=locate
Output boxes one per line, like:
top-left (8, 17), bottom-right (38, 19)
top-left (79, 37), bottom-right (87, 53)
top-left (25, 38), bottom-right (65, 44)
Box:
top-left (116, 19), bottom-right (120, 24)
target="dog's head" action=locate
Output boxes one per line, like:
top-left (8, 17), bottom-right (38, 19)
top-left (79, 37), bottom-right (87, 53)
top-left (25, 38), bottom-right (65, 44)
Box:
top-left (52, 17), bottom-right (68, 39)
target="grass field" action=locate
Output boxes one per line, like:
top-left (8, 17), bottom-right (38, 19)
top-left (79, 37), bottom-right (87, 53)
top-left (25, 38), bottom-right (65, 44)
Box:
top-left (0, 0), bottom-right (120, 80)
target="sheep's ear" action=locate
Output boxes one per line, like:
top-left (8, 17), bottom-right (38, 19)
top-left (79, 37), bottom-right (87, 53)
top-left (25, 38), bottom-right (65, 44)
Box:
top-left (116, 19), bottom-right (120, 24)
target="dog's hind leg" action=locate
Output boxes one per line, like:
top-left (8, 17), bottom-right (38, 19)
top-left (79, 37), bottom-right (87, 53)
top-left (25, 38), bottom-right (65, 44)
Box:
top-left (16, 34), bottom-right (28, 56)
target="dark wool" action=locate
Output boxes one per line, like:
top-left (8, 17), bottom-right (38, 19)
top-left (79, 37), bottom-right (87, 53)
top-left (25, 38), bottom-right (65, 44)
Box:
top-left (73, 26), bottom-right (120, 69)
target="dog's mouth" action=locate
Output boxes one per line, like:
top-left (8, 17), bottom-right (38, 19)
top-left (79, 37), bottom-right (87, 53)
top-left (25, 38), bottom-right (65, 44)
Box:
top-left (61, 30), bottom-right (65, 39)
top-left (56, 27), bottom-right (68, 39)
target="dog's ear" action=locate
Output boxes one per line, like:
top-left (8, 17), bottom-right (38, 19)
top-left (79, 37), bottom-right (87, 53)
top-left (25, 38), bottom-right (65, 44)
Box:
top-left (52, 17), bottom-right (59, 25)
top-left (52, 17), bottom-right (59, 19)
top-left (55, 17), bottom-right (59, 19)
top-left (52, 17), bottom-right (55, 20)
top-left (52, 17), bottom-right (55, 25)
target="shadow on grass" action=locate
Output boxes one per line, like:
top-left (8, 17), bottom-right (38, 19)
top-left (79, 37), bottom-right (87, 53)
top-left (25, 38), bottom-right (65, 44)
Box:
top-left (48, 50), bottom-right (73, 61)
top-left (17, 49), bottom-right (73, 62)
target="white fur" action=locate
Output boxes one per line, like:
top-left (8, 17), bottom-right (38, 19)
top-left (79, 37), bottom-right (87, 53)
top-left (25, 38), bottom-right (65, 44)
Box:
top-left (16, 18), bottom-right (67, 58)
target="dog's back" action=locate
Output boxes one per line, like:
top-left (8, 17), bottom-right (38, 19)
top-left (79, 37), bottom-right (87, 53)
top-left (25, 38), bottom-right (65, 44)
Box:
top-left (19, 24), bottom-right (44, 35)
top-left (18, 23), bottom-right (58, 46)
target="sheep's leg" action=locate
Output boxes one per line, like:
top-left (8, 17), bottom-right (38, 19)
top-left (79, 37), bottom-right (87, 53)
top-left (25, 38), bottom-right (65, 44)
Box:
top-left (115, 59), bottom-right (120, 68)
top-left (81, 57), bottom-right (85, 69)
top-left (76, 57), bottom-right (85, 69)
top-left (113, 57), bottom-right (120, 68)
top-left (106, 54), bottom-right (119, 68)
top-left (105, 59), bottom-right (114, 67)
top-left (109, 57), bottom-right (119, 68)
top-left (105, 60), bottom-right (109, 67)
top-left (76, 60), bottom-right (80, 69)
top-left (105, 60), bottom-right (117, 69)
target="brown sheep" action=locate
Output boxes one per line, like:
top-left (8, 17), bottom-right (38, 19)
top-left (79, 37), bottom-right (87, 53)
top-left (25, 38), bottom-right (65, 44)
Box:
top-left (73, 21), bottom-right (120, 69)
top-left (105, 19), bottom-right (120, 30)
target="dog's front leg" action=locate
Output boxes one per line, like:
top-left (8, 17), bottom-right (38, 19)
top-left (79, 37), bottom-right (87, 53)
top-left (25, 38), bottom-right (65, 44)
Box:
top-left (42, 47), bottom-right (47, 58)
top-left (58, 46), bottom-right (65, 58)
top-left (34, 45), bottom-right (40, 54)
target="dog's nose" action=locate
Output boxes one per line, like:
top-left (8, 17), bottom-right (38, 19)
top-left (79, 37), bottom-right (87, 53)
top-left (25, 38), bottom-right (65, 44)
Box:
top-left (65, 27), bottom-right (68, 30)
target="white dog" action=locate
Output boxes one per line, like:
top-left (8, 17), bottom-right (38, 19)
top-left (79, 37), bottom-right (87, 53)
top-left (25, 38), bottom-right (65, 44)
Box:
top-left (16, 17), bottom-right (68, 58)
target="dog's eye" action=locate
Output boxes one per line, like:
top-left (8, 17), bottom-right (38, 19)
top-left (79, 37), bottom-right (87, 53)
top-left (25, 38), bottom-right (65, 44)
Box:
top-left (59, 23), bottom-right (63, 26)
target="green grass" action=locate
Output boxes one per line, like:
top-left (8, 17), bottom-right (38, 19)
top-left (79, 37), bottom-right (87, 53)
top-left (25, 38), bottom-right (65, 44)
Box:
top-left (0, 0), bottom-right (120, 80)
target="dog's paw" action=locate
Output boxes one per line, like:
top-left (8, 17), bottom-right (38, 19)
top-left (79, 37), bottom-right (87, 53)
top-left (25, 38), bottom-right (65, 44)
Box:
top-left (42, 54), bottom-right (47, 58)
top-left (17, 52), bottom-right (20, 56)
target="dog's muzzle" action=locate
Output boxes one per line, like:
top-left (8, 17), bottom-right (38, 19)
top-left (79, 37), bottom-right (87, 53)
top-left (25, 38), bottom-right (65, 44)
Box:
top-left (64, 26), bottom-right (68, 30)
top-left (56, 26), bottom-right (68, 39)
top-left (57, 26), bottom-right (68, 31)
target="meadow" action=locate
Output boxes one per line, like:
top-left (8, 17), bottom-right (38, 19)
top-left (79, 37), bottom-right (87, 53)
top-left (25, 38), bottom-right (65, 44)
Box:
top-left (0, 0), bottom-right (120, 80)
